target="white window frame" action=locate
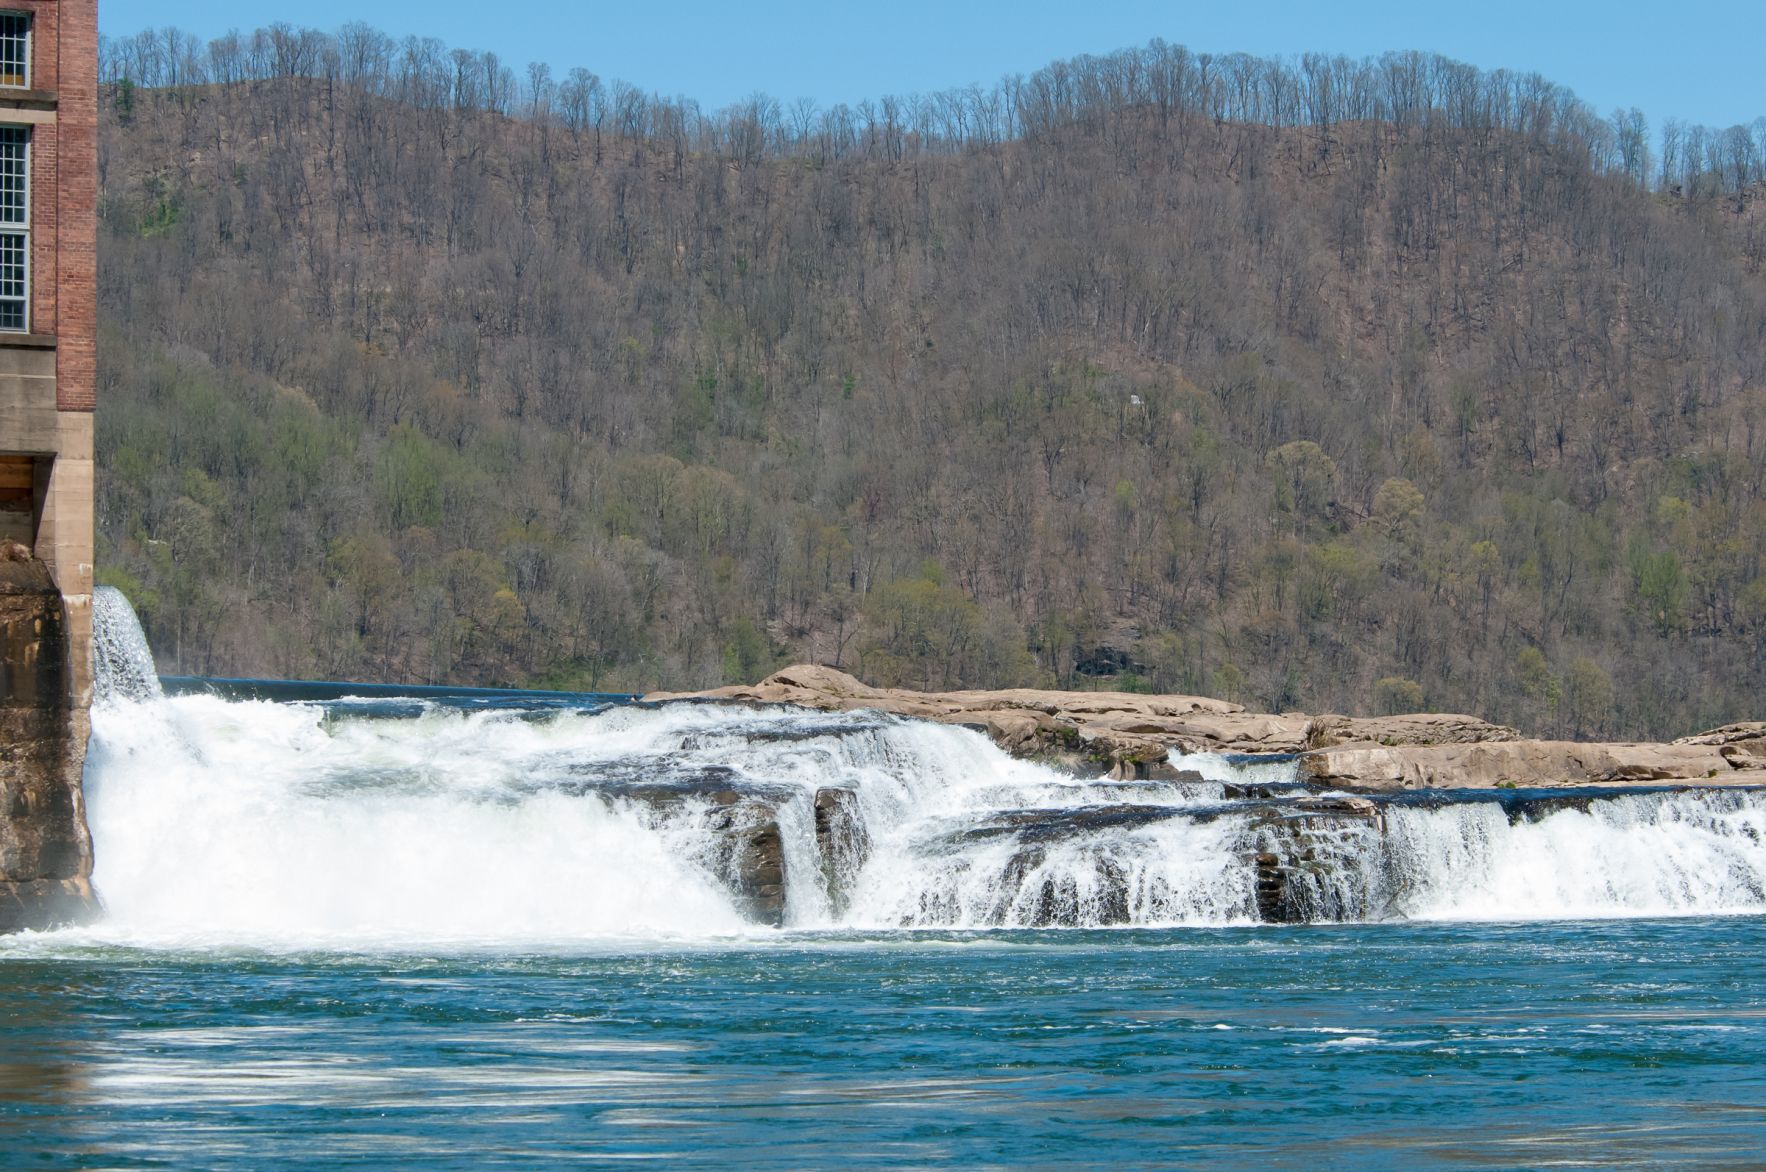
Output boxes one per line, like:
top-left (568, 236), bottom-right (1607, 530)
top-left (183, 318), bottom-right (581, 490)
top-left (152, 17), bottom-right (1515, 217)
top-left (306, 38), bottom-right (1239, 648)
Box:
top-left (0, 12), bottom-right (28, 91)
top-left (0, 125), bottom-right (28, 332)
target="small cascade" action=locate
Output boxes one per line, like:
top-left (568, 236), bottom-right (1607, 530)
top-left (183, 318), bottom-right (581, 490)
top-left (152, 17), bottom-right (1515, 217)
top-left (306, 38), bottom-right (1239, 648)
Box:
top-left (92, 586), bottom-right (163, 705)
top-left (74, 643), bottom-right (1766, 944)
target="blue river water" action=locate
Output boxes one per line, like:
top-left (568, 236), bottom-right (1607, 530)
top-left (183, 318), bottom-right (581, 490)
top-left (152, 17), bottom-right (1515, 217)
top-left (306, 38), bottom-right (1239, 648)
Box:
top-left (30, 606), bottom-right (1766, 1166)
top-left (5, 920), bottom-right (1766, 1167)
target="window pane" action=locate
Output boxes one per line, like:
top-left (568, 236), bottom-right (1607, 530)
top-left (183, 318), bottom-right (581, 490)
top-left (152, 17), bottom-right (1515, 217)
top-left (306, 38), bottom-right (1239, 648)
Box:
top-left (0, 127), bottom-right (24, 225)
top-left (0, 14), bottom-right (25, 89)
top-left (0, 229), bottom-right (24, 329)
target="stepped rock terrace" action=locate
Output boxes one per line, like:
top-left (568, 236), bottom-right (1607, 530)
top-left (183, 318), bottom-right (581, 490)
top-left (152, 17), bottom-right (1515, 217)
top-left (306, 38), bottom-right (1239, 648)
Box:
top-left (651, 665), bottom-right (1766, 792)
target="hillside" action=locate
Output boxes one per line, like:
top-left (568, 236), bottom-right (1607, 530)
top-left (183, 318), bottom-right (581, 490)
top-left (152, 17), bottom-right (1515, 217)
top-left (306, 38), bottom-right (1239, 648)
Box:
top-left (92, 30), bottom-right (1766, 738)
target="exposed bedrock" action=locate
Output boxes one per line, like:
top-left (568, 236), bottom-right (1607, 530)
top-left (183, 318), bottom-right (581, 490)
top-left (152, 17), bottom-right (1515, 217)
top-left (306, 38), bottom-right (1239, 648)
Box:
top-left (555, 764), bottom-right (877, 927)
top-left (813, 787), bottom-right (870, 916)
top-left (0, 557), bottom-right (97, 932)
top-left (649, 665), bottom-right (1766, 790)
top-left (915, 786), bottom-right (1755, 927)
top-left (1676, 723), bottom-right (1766, 767)
top-left (648, 665), bottom-right (1521, 778)
top-left (585, 775), bottom-right (791, 926)
top-left (1300, 741), bottom-right (1765, 792)
top-left (428, 701), bottom-right (1761, 928)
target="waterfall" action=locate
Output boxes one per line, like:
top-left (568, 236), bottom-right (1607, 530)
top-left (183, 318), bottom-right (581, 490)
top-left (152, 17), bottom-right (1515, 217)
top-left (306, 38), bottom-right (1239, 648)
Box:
top-left (69, 613), bottom-right (1766, 945)
top-left (1378, 794), bottom-right (1766, 920)
top-left (92, 586), bottom-right (163, 705)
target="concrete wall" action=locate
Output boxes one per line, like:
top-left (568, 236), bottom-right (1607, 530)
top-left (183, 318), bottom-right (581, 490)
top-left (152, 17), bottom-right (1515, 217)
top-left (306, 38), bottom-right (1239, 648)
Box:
top-left (0, 342), bottom-right (91, 701)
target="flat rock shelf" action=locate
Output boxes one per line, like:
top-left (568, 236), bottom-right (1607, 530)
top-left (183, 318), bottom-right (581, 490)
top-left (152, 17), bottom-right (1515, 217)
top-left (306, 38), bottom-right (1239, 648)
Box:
top-left (652, 664), bottom-right (1766, 792)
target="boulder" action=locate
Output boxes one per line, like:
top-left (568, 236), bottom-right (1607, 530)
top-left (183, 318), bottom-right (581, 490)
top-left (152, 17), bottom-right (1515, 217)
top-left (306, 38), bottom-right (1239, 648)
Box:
top-left (539, 767), bottom-right (795, 926)
top-left (722, 811), bottom-right (785, 927)
top-left (966, 708), bottom-right (1061, 757)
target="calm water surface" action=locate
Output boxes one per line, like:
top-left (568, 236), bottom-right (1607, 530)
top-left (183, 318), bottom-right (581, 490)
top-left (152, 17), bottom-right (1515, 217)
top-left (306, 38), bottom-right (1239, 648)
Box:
top-left (4, 920), bottom-right (1765, 1168)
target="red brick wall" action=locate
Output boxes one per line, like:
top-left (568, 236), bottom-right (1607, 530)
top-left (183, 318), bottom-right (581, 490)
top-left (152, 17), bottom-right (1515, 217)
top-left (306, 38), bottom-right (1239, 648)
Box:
top-left (18, 2), bottom-right (55, 342)
top-left (51, 0), bottom-right (96, 413)
top-left (29, 110), bottom-right (58, 340)
top-left (6, 3), bottom-right (94, 411)
top-left (15, 1), bottom-right (55, 91)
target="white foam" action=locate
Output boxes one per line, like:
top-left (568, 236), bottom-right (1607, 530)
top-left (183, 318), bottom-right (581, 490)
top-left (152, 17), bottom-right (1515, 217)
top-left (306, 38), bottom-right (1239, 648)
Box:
top-left (1169, 748), bottom-right (1299, 790)
top-left (60, 598), bottom-right (1766, 944)
top-left (83, 697), bottom-right (754, 948)
top-left (1380, 797), bottom-right (1766, 921)
top-left (92, 586), bottom-right (164, 704)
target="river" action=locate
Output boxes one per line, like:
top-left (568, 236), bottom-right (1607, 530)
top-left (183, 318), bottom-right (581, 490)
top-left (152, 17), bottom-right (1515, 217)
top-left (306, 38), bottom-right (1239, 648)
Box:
top-left (3, 591), bottom-right (1764, 1165)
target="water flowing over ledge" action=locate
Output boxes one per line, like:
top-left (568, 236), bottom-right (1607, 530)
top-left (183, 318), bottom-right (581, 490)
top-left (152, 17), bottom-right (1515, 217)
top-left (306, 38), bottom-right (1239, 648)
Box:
top-left (92, 586), bottom-right (163, 706)
top-left (74, 688), bottom-right (1766, 949)
top-left (61, 591), bottom-right (1766, 950)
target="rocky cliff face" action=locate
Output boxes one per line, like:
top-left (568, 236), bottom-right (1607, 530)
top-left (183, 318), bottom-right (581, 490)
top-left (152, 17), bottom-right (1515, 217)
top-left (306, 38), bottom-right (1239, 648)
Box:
top-left (0, 555), bottom-right (97, 932)
top-left (651, 666), bottom-right (1765, 792)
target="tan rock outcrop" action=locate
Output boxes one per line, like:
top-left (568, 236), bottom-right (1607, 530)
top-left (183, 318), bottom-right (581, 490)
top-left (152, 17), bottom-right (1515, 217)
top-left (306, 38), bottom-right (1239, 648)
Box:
top-left (649, 666), bottom-right (1523, 777)
top-left (650, 664), bottom-right (1766, 791)
top-left (1305, 712), bottom-right (1521, 749)
top-left (1299, 740), bottom-right (1751, 792)
top-left (649, 666), bottom-right (1274, 772)
top-left (1675, 723), bottom-right (1766, 766)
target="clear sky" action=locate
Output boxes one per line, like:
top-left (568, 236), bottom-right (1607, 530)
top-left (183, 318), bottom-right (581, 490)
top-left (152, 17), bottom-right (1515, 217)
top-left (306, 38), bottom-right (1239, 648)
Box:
top-left (100, 0), bottom-right (1766, 130)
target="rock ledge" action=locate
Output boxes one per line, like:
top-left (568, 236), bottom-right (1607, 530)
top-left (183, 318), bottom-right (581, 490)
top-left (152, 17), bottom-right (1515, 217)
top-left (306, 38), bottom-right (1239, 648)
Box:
top-left (651, 665), bottom-right (1763, 791)
top-left (644, 665), bottom-right (1732, 789)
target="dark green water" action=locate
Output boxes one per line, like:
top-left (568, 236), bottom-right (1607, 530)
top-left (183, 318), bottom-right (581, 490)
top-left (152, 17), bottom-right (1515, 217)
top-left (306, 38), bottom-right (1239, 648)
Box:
top-left (5, 920), bottom-right (1765, 1168)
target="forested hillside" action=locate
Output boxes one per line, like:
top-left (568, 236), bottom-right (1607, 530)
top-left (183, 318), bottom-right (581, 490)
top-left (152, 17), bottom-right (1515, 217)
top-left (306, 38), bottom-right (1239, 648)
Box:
top-left (94, 26), bottom-right (1766, 738)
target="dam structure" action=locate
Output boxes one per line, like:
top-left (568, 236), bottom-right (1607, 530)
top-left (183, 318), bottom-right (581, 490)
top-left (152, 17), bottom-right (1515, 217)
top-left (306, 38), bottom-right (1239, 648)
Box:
top-left (0, 0), bottom-right (100, 932)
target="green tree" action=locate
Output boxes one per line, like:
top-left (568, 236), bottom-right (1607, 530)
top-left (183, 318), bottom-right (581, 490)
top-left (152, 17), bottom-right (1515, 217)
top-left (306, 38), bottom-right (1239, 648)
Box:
top-left (1632, 549), bottom-right (1688, 635)
top-left (1512, 646), bottom-right (1561, 733)
top-left (1562, 657), bottom-right (1615, 739)
top-left (1371, 477), bottom-right (1426, 574)
top-left (1266, 441), bottom-right (1338, 530)
top-left (1373, 676), bottom-right (1425, 715)
top-left (861, 577), bottom-right (983, 690)
top-left (378, 426), bottom-right (445, 530)
top-left (721, 617), bottom-right (782, 684)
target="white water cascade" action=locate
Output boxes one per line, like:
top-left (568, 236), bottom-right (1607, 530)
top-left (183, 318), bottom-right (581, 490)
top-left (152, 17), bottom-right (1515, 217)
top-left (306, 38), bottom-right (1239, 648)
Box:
top-left (92, 585), bottom-right (164, 705)
top-left (73, 594), bottom-right (1766, 948)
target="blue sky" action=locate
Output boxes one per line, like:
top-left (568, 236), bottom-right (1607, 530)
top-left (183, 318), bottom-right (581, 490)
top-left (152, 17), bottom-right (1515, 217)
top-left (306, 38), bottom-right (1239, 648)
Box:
top-left (102, 0), bottom-right (1765, 130)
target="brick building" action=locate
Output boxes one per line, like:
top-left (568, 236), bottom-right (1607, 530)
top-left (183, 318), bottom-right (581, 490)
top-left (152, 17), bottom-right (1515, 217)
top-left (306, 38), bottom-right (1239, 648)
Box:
top-left (0, 0), bottom-right (98, 932)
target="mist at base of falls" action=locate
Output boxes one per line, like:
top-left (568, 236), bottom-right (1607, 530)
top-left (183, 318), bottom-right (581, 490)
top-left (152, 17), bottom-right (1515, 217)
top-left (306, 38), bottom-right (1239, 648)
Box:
top-left (71, 687), bottom-right (1766, 950)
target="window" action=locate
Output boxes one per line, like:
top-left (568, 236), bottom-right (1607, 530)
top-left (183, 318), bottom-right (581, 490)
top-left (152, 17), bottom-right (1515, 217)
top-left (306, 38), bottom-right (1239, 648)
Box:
top-left (0, 13), bottom-right (26, 89)
top-left (0, 127), bottom-right (25, 331)
top-left (0, 454), bottom-right (39, 547)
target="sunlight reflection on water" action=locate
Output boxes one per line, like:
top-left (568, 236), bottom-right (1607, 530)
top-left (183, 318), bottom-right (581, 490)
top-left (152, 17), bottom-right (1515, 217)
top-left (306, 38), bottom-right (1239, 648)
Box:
top-left (2, 921), bottom-right (1764, 1166)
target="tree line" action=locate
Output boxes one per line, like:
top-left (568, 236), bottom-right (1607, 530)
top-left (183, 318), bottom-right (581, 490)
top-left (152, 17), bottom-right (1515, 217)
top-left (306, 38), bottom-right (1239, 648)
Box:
top-left (93, 23), bottom-right (1766, 740)
top-left (101, 24), bottom-right (1766, 195)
